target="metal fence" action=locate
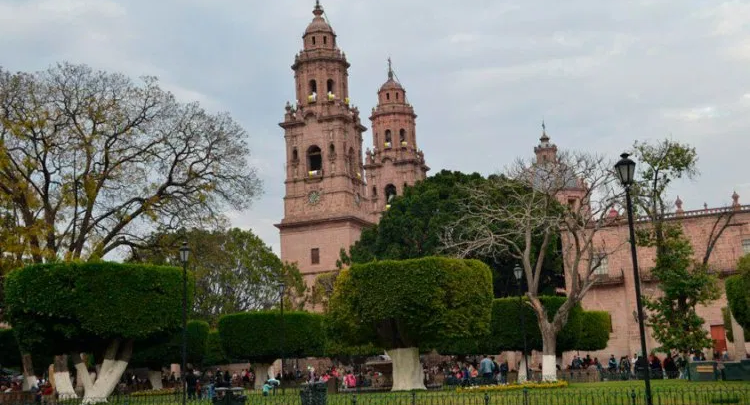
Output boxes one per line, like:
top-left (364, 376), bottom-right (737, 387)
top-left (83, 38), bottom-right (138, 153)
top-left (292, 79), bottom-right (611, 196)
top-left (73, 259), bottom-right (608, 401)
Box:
top-left (3, 386), bottom-right (748, 405)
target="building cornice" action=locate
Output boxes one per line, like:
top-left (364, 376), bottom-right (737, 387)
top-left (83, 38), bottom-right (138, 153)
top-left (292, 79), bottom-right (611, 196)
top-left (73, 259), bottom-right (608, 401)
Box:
top-left (275, 215), bottom-right (375, 230)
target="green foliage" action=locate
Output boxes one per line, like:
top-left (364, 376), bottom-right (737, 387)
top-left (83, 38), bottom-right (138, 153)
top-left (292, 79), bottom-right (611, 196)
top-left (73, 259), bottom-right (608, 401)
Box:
top-left (328, 257), bottom-right (493, 351)
top-left (203, 331), bottom-right (230, 367)
top-left (131, 320), bottom-right (209, 370)
top-left (577, 311), bottom-right (611, 351)
top-left (721, 307), bottom-right (750, 343)
top-left (726, 277), bottom-right (750, 332)
top-left (0, 328), bottom-right (20, 368)
top-left (643, 226), bottom-right (719, 353)
top-left (347, 170), bottom-right (563, 298)
top-left (484, 297), bottom-right (585, 354)
top-left (218, 311), bottom-right (325, 363)
top-left (4, 261), bottom-right (190, 354)
top-left (130, 228), bottom-right (305, 325)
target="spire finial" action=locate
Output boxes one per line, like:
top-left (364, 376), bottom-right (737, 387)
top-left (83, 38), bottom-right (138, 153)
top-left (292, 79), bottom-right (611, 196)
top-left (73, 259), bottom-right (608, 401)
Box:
top-left (387, 57), bottom-right (393, 80)
top-left (313, 0), bottom-right (323, 16)
top-left (540, 119), bottom-right (550, 143)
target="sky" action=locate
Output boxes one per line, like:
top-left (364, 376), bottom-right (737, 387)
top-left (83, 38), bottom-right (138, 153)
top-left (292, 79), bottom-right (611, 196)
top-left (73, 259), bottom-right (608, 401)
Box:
top-left (2, 0), bottom-right (750, 254)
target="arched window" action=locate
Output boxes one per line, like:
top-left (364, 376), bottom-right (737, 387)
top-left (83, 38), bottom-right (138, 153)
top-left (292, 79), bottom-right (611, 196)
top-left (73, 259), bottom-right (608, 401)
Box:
top-left (329, 143), bottom-right (335, 155)
top-left (396, 92), bottom-right (399, 100)
top-left (307, 145), bottom-right (322, 172)
top-left (327, 79), bottom-right (334, 94)
top-left (399, 129), bottom-right (406, 143)
top-left (323, 36), bottom-right (327, 45)
top-left (312, 36), bottom-right (316, 45)
top-left (292, 148), bottom-right (299, 161)
top-left (385, 130), bottom-right (392, 143)
top-left (372, 186), bottom-right (377, 197)
top-left (386, 93), bottom-right (390, 101)
top-left (385, 184), bottom-right (397, 203)
top-left (309, 80), bottom-right (317, 94)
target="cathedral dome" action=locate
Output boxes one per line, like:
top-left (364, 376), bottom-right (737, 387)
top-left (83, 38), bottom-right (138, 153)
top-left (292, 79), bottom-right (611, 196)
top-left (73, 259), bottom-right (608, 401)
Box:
top-left (305, 1), bottom-right (334, 35)
top-left (379, 78), bottom-right (403, 92)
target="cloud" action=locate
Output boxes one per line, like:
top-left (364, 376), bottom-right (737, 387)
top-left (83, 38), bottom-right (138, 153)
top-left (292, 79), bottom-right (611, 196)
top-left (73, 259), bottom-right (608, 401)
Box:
top-left (2, 0), bottom-right (749, 254)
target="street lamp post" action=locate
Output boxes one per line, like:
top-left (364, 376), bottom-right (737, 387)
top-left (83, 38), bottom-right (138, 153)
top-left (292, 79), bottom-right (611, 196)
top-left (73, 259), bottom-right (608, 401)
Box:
top-left (614, 152), bottom-right (653, 405)
top-left (279, 282), bottom-right (286, 390)
top-left (513, 265), bottom-right (530, 382)
top-left (179, 242), bottom-right (190, 405)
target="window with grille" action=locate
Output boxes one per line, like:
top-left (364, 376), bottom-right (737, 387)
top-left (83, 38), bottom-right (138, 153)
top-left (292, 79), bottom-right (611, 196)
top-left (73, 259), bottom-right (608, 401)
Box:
top-left (594, 256), bottom-right (608, 275)
top-left (311, 248), bottom-right (320, 265)
top-left (742, 239), bottom-right (750, 255)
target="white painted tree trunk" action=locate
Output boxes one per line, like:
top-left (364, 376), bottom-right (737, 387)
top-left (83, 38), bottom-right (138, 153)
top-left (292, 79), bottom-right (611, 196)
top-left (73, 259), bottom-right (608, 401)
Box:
top-left (54, 355), bottom-right (78, 400)
top-left (22, 353), bottom-right (37, 391)
top-left (730, 312), bottom-right (747, 360)
top-left (148, 370), bottom-right (163, 390)
top-left (253, 363), bottom-right (273, 390)
top-left (541, 355), bottom-right (557, 382)
top-left (81, 339), bottom-right (133, 404)
top-left (386, 347), bottom-right (426, 391)
top-left (517, 356), bottom-right (528, 383)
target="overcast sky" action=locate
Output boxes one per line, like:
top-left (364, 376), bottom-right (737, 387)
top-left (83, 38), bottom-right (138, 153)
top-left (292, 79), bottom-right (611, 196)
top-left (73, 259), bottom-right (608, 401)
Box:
top-left (2, 0), bottom-right (749, 254)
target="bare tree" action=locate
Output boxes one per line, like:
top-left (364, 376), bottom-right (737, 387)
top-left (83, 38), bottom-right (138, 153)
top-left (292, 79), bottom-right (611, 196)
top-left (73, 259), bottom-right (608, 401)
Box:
top-left (0, 62), bottom-right (262, 392)
top-left (441, 150), bottom-right (620, 381)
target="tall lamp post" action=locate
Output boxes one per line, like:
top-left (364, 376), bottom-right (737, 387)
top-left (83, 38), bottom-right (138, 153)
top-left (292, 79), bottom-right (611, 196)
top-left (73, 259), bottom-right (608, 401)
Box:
top-left (279, 282), bottom-right (286, 388)
top-left (513, 264), bottom-right (530, 382)
top-left (179, 242), bottom-right (190, 405)
top-left (614, 153), bottom-right (652, 405)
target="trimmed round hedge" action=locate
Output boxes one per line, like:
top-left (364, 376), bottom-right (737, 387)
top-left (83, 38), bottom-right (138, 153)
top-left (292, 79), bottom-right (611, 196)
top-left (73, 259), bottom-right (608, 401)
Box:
top-left (131, 320), bottom-right (209, 369)
top-left (328, 257), bottom-right (493, 351)
top-left (726, 273), bottom-right (750, 331)
top-left (5, 261), bottom-right (191, 353)
top-left (218, 311), bottom-right (325, 363)
top-left (203, 331), bottom-right (230, 366)
top-left (577, 311), bottom-right (611, 351)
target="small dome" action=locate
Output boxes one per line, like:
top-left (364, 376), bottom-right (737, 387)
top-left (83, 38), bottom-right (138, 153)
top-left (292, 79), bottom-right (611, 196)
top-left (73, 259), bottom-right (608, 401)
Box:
top-left (379, 78), bottom-right (403, 92)
top-left (305, 2), bottom-right (333, 35)
top-left (305, 16), bottom-right (333, 35)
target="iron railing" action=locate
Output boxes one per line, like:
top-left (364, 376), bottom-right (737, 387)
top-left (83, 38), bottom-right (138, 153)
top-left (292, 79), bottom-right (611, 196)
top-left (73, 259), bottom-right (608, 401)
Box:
top-left (2, 386), bottom-right (748, 405)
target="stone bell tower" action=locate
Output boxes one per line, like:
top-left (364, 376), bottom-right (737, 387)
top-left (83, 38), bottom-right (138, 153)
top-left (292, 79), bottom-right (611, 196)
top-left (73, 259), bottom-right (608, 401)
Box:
top-left (364, 59), bottom-right (429, 215)
top-left (276, 1), bottom-right (373, 286)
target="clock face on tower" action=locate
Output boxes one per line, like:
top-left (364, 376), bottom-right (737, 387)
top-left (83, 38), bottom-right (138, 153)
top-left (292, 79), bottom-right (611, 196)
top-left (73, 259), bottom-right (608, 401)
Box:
top-left (308, 191), bottom-right (321, 205)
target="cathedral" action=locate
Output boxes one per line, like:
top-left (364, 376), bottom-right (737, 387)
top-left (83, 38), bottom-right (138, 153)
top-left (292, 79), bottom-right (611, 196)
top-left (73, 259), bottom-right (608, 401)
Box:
top-left (275, 1), bottom-right (429, 288)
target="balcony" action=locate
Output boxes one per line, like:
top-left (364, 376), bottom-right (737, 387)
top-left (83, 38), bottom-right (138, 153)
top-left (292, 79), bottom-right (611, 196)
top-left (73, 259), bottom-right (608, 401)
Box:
top-left (592, 269), bottom-right (625, 286)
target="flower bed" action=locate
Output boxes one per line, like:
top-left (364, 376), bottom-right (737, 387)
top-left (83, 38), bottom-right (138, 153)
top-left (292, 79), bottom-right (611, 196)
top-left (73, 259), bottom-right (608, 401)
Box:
top-left (456, 380), bottom-right (568, 393)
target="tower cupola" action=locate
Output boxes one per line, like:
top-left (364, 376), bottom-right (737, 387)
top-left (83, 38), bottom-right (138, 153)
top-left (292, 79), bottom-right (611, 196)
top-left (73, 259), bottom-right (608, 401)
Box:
top-left (303, 1), bottom-right (336, 50)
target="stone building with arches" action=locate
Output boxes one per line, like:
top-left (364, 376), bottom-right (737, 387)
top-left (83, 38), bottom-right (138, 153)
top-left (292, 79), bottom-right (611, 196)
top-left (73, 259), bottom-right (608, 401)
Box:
top-left (275, 1), bottom-right (429, 289)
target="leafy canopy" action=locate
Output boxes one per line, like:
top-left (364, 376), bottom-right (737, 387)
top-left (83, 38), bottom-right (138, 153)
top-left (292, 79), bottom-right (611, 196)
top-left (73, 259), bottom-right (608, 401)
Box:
top-left (130, 228), bottom-right (304, 325)
top-left (327, 257), bottom-right (493, 351)
top-left (218, 311), bottom-right (325, 363)
top-left (4, 261), bottom-right (189, 354)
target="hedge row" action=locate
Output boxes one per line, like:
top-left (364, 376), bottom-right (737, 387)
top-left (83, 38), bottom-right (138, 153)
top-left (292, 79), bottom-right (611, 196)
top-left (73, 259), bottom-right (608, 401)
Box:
top-left (131, 320), bottom-right (210, 369)
top-left (218, 311), bottom-right (325, 363)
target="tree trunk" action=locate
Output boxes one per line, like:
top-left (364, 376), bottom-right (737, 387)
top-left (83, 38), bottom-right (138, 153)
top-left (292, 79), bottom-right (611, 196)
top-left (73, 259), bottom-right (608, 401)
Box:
top-left (54, 355), bottom-right (78, 399)
top-left (730, 312), bottom-right (747, 360)
top-left (517, 355), bottom-right (529, 383)
top-left (21, 353), bottom-right (37, 391)
top-left (148, 370), bottom-right (163, 390)
top-left (82, 339), bottom-right (133, 404)
top-left (540, 322), bottom-right (558, 382)
top-left (253, 363), bottom-right (272, 390)
top-left (386, 347), bottom-right (426, 391)
top-left (72, 353), bottom-right (93, 394)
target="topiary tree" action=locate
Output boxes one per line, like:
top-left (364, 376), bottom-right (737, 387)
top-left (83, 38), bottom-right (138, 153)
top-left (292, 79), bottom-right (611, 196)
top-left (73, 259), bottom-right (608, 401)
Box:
top-left (485, 297), bottom-right (584, 380)
top-left (218, 311), bottom-right (325, 389)
top-left (576, 311), bottom-right (611, 352)
top-left (203, 330), bottom-right (231, 367)
top-left (4, 262), bottom-right (188, 402)
top-left (726, 255), bottom-right (750, 331)
top-left (328, 257), bottom-right (493, 391)
top-left (131, 320), bottom-right (209, 390)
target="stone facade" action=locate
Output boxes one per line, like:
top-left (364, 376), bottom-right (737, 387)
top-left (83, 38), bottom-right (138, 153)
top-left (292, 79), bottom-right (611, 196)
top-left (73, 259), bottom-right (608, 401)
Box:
top-left (276, 2), bottom-right (428, 290)
top-left (533, 133), bottom-right (750, 363)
